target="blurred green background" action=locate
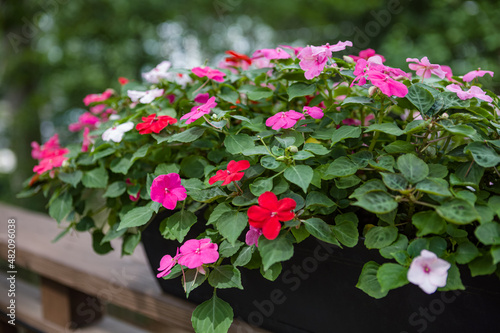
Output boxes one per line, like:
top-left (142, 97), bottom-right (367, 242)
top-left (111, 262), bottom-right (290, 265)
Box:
top-left (1, 0), bottom-right (498, 211)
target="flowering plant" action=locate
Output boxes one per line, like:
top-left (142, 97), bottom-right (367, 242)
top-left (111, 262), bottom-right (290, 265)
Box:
top-left (21, 41), bottom-right (500, 332)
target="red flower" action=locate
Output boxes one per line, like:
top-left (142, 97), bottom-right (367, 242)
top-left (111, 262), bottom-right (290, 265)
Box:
top-left (247, 192), bottom-right (296, 240)
top-left (209, 160), bottom-right (250, 186)
top-left (135, 114), bottom-right (177, 134)
top-left (225, 50), bottom-right (252, 66)
top-left (118, 77), bottom-right (129, 85)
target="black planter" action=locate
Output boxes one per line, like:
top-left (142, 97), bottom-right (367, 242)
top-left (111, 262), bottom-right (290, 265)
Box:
top-left (142, 212), bottom-right (500, 333)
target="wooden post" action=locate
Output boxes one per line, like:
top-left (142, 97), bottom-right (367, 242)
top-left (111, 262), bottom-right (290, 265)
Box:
top-left (40, 277), bottom-right (103, 328)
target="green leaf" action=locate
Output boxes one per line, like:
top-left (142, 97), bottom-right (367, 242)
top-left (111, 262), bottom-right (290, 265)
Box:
top-left (384, 141), bottom-right (415, 154)
top-left (260, 156), bottom-right (282, 170)
top-left (110, 157), bottom-right (133, 174)
top-left (208, 266), bottom-right (243, 289)
top-left (218, 85), bottom-right (239, 104)
top-left (380, 234), bottom-right (409, 260)
top-left (92, 230), bottom-right (113, 255)
top-left (304, 143), bottom-right (330, 155)
top-left (332, 215), bottom-right (358, 247)
top-left (287, 82), bottom-right (316, 100)
top-left (412, 211), bottom-right (447, 236)
top-left (356, 261), bottom-right (388, 299)
top-left (160, 210), bottom-right (197, 242)
top-left (406, 84), bottom-right (435, 114)
top-left (102, 222), bottom-right (127, 243)
top-left (325, 157), bottom-right (358, 178)
top-left (122, 233), bottom-right (142, 255)
top-left (118, 205), bottom-right (153, 230)
top-left (464, 142), bottom-right (500, 168)
top-left (341, 96), bottom-right (373, 105)
top-left (303, 218), bottom-right (340, 246)
top-left (191, 295), bottom-right (233, 333)
top-left (305, 191), bottom-right (336, 208)
top-left (331, 126), bottom-right (361, 146)
top-left (243, 86), bottom-right (273, 101)
top-left (381, 173), bottom-right (408, 191)
top-left (207, 203), bottom-right (232, 225)
top-left (468, 253), bottom-right (496, 277)
top-left (436, 199), bottom-right (478, 225)
top-left (353, 191), bottom-right (398, 214)
top-left (216, 211), bottom-right (248, 245)
top-left (455, 241), bottom-right (480, 264)
top-left (427, 164), bottom-right (448, 178)
top-left (250, 177), bottom-right (273, 197)
top-left (369, 155), bottom-right (395, 172)
top-left (184, 269), bottom-right (207, 298)
top-left (233, 246), bottom-right (253, 267)
top-left (349, 179), bottom-right (386, 199)
top-left (260, 262), bottom-right (282, 281)
top-left (189, 187), bottom-right (227, 203)
top-left (350, 151), bottom-right (373, 168)
top-left (438, 263), bottom-right (465, 291)
top-left (82, 166), bottom-right (109, 188)
top-left (49, 192), bottom-right (73, 223)
top-left (58, 171), bottom-right (83, 188)
top-left (365, 123), bottom-right (404, 136)
top-left (284, 165), bottom-right (313, 193)
top-left (224, 134), bottom-right (255, 155)
top-left (218, 240), bottom-right (243, 257)
top-left (396, 154), bottom-right (429, 184)
top-left (103, 181), bottom-right (127, 198)
top-left (258, 236), bottom-right (294, 270)
top-left (181, 156), bottom-right (207, 178)
top-left (441, 124), bottom-right (476, 137)
top-left (335, 175), bottom-right (361, 189)
top-left (292, 151), bottom-right (314, 161)
top-left (475, 222), bottom-right (500, 245)
top-left (415, 178), bottom-right (452, 196)
top-left (491, 247), bottom-right (500, 265)
top-left (377, 263), bottom-right (409, 292)
top-left (168, 127), bottom-right (205, 143)
top-left (364, 226), bottom-right (398, 249)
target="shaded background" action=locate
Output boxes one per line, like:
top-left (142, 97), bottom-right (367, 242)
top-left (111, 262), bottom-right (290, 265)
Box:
top-left (1, 0), bottom-right (499, 211)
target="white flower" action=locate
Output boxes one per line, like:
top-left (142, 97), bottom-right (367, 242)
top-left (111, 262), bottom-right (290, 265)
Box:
top-left (142, 61), bottom-right (172, 83)
top-left (102, 122), bottom-right (134, 142)
top-left (407, 249), bottom-right (451, 294)
top-left (127, 88), bottom-right (164, 104)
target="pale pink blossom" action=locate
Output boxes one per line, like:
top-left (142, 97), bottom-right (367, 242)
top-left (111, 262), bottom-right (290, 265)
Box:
top-left (177, 238), bottom-right (219, 269)
top-left (367, 71), bottom-right (408, 98)
top-left (407, 56), bottom-right (446, 79)
top-left (462, 69), bottom-right (494, 82)
top-left (127, 88), bottom-right (164, 104)
top-left (303, 106), bottom-right (324, 119)
top-left (180, 96), bottom-right (217, 124)
top-left (440, 65), bottom-right (455, 81)
top-left (279, 45), bottom-right (303, 56)
top-left (90, 104), bottom-right (106, 114)
top-left (192, 66), bottom-right (226, 82)
top-left (68, 112), bottom-right (100, 132)
top-left (101, 122), bottom-right (134, 142)
top-left (266, 110), bottom-right (305, 130)
top-left (142, 61), bottom-right (172, 83)
top-left (407, 249), bottom-right (450, 294)
top-left (252, 47), bottom-right (291, 60)
top-left (446, 84), bottom-right (493, 102)
top-left (149, 173), bottom-right (187, 210)
top-left (298, 42), bottom-right (352, 80)
top-left (245, 226), bottom-right (263, 247)
top-left (83, 89), bottom-right (113, 106)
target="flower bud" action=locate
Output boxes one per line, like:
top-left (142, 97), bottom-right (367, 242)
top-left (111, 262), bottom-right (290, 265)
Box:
top-left (368, 85), bottom-right (378, 97)
top-left (288, 145), bottom-right (298, 153)
top-left (343, 55), bottom-right (355, 64)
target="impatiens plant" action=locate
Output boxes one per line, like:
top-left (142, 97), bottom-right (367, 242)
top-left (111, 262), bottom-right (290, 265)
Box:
top-left (21, 39), bottom-right (500, 332)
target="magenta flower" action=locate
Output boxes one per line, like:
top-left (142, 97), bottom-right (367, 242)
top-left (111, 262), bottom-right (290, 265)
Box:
top-left (81, 127), bottom-right (92, 153)
top-left (350, 48), bottom-right (386, 63)
top-left (31, 134), bottom-right (69, 160)
top-left (157, 248), bottom-right (181, 278)
top-left (177, 238), bottom-right (219, 269)
top-left (127, 88), bottom-right (164, 104)
top-left (33, 155), bottom-right (68, 175)
top-left (192, 66), bottom-right (226, 82)
top-left (252, 47), bottom-right (292, 60)
top-left (150, 173), bottom-right (187, 210)
top-left (367, 71), bottom-right (408, 98)
top-left (407, 56), bottom-right (446, 79)
top-left (266, 110), bottom-right (305, 130)
top-left (303, 106), bottom-right (324, 119)
top-left (90, 104), bottom-right (106, 114)
top-left (462, 69), bottom-right (494, 82)
top-left (245, 226), bottom-right (263, 247)
top-left (194, 93), bottom-right (210, 104)
top-left (446, 84), bottom-right (493, 102)
top-left (83, 89), bottom-right (113, 106)
top-left (68, 112), bottom-right (100, 132)
top-left (180, 96), bottom-right (217, 124)
top-left (407, 249), bottom-right (450, 294)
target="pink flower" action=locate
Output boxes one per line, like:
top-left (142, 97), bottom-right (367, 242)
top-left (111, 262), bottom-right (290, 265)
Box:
top-left (68, 112), bottom-right (100, 132)
top-left (446, 84), bottom-right (493, 102)
top-left (367, 71), bottom-right (408, 98)
top-left (303, 106), bottom-right (324, 119)
top-left (142, 61), bottom-right (172, 83)
top-left (129, 190), bottom-right (140, 202)
top-left (407, 249), bottom-right (450, 294)
top-left (177, 238), bottom-right (219, 269)
top-left (127, 88), bottom-right (164, 104)
top-left (150, 173), bottom-right (187, 210)
top-left (194, 93), bottom-right (210, 104)
top-left (266, 110), bottom-right (305, 130)
top-left (31, 134), bottom-right (69, 160)
top-left (279, 45), bottom-right (303, 56)
top-left (245, 226), bottom-right (263, 247)
top-left (33, 155), bottom-right (67, 175)
top-left (298, 41), bottom-right (353, 80)
top-left (81, 127), bottom-right (92, 152)
top-left (440, 65), bottom-right (454, 81)
top-left (462, 69), bottom-right (494, 82)
top-left (342, 113), bottom-right (375, 126)
top-left (192, 66), bottom-right (226, 82)
top-left (407, 57), bottom-right (446, 79)
top-left (180, 96), bottom-right (217, 124)
top-left (157, 248), bottom-right (181, 278)
top-left (350, 48), bottom-right (386, 63)
top-left (83, 89), bottom-right (113, 106)
top-left (118, 77), bottom-right (129, 85)
top-left (252, 47), bottom-right (292, 60)
top-left (90, 104), bottom-right (106, 114)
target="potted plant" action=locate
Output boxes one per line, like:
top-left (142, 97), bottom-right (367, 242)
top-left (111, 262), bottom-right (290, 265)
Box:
top-left (21, 41), bottom-right (500, 333)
